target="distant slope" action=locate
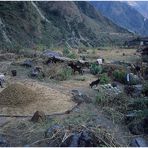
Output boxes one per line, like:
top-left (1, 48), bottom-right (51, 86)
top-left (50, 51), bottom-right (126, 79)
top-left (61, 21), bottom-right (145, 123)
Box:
top-left (91, 1), bottom-right (148, 36)
top-left (127, 1), bottom-right (148, 19)
top-left (0, 1), bottom-right (133, 50)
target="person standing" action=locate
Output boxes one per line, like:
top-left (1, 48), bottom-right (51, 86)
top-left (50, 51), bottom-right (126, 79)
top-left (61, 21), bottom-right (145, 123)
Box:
top-left (0, 73), bottom-right (6, 88)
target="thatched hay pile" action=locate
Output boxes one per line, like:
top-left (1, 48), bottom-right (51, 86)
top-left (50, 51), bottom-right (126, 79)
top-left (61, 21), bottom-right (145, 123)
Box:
top-left (0, 83), bottom-right (37, 107)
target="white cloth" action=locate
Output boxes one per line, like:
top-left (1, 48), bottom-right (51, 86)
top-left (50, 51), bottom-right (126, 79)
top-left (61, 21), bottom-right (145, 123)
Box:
top-left (97, 59), bottom-right (103, 64)
top-left (127, 73), bottom-right (130, 82)
top-left (0, 74), bottom-right (5, 82)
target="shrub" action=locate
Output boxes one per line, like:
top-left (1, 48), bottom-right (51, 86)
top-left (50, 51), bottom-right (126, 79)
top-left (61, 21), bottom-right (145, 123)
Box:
top-left (113, 70), bottom-right (126, 83)
top-left (56, 67), bottom-right (73, 81)
top-left (96, 92), bottom-right (106, 104)
top-left (90, 63), bottom-right (102, 75)
top-left (99, 73), bottom-right (110, 84)
top-left (63, 48), bottom-right (70, 56)
top-left (67, 52), bottom-right (77, 59)
top-left (63, 48), bottom-right (77, 59)
top-left (142, 83), bottom-right (148, 96)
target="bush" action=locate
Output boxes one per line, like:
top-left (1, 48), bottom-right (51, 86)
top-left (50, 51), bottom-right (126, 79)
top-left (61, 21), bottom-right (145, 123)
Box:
top-left (67, 52), bottom-right (77, 59)
top-left (142, 83), bottom-right (148, 96)
top-left (113, 70), bottom-right (126, 83)
top-left (63, 48), bottom-right (70, 56)
top-left (96, 92), bottom-right (106, 104)
top-left (63, 48), bottom-right (77, 59)
top-left (90, 63), bottom-right (102, 75)
top-left (99, 73), bottom-right (110, 84)
top-left (56, 67), bottom-right (73, 81)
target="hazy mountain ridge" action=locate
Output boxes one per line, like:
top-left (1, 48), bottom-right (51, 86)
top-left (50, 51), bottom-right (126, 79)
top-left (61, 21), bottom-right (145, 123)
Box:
top-left (127, 1), bottom-right (148, 19)
top-left (91, 1), bottom-right (148, 36)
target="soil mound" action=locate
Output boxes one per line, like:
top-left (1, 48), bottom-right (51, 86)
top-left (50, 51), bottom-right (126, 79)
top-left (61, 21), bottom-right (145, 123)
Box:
top-left (0, 83), bottom-right (37, 107)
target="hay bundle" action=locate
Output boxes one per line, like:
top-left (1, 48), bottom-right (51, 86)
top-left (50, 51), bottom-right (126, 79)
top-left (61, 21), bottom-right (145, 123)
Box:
top-left (0, 83), bottom-right (37, 107)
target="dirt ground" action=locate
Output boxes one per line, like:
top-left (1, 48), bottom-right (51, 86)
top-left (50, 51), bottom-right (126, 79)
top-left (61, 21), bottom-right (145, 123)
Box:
top-left (0, 77), bottom-right (76, 116)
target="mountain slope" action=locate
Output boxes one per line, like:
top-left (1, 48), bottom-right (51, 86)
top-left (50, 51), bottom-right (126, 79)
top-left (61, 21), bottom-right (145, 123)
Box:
top-left (127, 1), bottom-right (148, 19)
top-left (0, 1), bottom-right (133, 50)
top-left (91, 1), bottom-right (148, 36)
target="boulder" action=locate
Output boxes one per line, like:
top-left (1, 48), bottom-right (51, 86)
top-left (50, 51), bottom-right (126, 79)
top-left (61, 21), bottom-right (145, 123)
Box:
top-left (130, 137), bottom-right (148, 147)
top-left (125, 112), bottom-right (138, 124)
top-left (128, 118), bottom-right (148, 135)
top-left (111, 82), bottom-right (117, 87)
top-left (0, 136), bottom-right (10, 147)
top-left (124, 85), bottom-right (143, 97)
top-left (31, 111), bottom-right (46, 122)
top-left (127, 73), bottom-right (141, 85)
top-left (21, 59), bottom-right (33, 67)
top-left (45, 125), bottom-right (63, 138)
top-left (30, 68), bottom-right (39, 77)
top-left (42, 50), bottom-right (62, 58)
top-left (61, 131), bottom-right (98, 147)
top-left (71, 90), bottom-right (91, 103)
top-left (132, 85), bottom-right (143, 97)
top-left (11, 70), bottom-right (17, 76)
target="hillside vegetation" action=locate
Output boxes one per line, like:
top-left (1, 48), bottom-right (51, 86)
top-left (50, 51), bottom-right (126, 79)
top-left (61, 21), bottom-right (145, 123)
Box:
top-left (0, 1), bottom-right (134, 50)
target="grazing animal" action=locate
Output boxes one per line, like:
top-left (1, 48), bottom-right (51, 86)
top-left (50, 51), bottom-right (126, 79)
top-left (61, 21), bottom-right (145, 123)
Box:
top-left (89, 78), bottom-right (100, 88)
top-left (68, 63), bottom-right (83, 75)
top-left (11, 70), bottom-right (17, 76)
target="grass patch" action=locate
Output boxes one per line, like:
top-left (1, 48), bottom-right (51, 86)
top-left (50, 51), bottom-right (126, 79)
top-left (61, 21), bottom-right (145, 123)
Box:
top-left (55, 67), bottom-right (73, 81)
top-left (63, 48), bottom-right (77, 59)
top-left (113, 70), bottom-right (126, 84)
top-left (90, 63), bottom-right (102, 75)
top-left (99, 73), bottom-right (110, 84)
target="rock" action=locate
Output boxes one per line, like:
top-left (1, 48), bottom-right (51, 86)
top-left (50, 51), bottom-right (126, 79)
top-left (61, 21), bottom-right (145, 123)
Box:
top-left (71, 90), bottom-right (82, 96)
top-left (122, 53), bottom-right (125, 56)
top-left (125, 112), bottom-right (138, 124)
top-left (11, 70), bottom-right (17, 76)
top-left (61, 133), bottom-right (81, 147)
top-left (45, 125), bottom-right (63, 138)
top-left (98, 84), bottom-right (121, 95)
top-left (71, 90), bottom-right (91, 103)
top-left (128, 120), bottom-right (146, 135)
top-left (30, 68), bottom-right (39, 77)
top-left (42, 50), bottom-right (62, 58)
top-left (111, 82), bottom-right (117, 87)
top-left (31, 111), bottom-right (46, 122)
top-left (128, 73), bottom-right (141, 85)
top-left (124, 85), bottom-right (143, 97)
top-left (21, 59), bottom-right (33, 67)
top-left (130, 137), bottom-right (148, 147)
top-left (61, 131), bottom-right (98, 147)
top-left (143, 118), bottom-right (148, 134)
top-left (126, 115), bottom-right (148, 135)
top-left (132, 85), bottom-right (143, 97)
top-left (78, 130), bottom-right (97, 147)
top-left (0, 136), bottom-right (10, 147)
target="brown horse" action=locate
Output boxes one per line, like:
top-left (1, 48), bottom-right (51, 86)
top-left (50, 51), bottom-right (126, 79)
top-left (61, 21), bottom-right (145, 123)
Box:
top-left (68, 62), bottom-right (83, 75)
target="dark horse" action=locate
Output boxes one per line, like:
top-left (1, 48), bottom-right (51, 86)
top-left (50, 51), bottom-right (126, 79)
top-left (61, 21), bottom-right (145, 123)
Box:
top-left (68, 62), bottom-right (83, 75)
